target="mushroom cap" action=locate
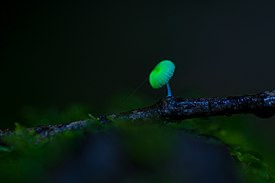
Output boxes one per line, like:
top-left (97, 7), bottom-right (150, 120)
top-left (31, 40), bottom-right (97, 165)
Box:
top-left (149, 60), bottom-right (175, 89)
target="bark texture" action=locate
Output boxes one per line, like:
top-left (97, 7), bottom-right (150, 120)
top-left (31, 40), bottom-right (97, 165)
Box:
top-left (1, 90), bottom-right (275, 138)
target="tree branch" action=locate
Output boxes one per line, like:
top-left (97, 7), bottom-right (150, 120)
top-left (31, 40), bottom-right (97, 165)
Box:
top-left (107, 90), bottom-right (275, 121)
top-left (1, 90), bottom-right (275, 138)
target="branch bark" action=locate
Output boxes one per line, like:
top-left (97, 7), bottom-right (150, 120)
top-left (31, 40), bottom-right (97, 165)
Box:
top-left (107, 90), bottom-right (275, 121)
top-left (1, 90), bottom-right (275, 138)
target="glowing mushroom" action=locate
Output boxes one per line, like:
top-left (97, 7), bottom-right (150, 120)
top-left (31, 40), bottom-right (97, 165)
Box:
top-left (149, 60), bottom-right (175, 97)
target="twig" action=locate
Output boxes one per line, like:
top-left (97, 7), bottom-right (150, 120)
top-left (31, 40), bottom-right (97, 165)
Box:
top-left (1, 90), bottom-right (275, 138)
top-left (108, 90), bottom-right (275, 121)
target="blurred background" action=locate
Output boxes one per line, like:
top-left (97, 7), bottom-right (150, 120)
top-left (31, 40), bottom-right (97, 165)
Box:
top-left (1, 0), bottom-right (275, 182)
top-left (1, 0), bottom-right (275, 125)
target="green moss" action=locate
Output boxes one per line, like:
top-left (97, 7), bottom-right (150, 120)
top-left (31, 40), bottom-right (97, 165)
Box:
top-left (0, 105), bottom-right (274, 182)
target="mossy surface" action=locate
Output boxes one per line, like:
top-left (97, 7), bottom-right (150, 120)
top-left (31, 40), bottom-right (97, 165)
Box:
top-left (0, 102), bottom-right (274, 183)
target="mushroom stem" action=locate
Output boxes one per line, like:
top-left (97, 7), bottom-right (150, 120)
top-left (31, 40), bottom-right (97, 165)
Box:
top-left (166, 83), bottom-right (172, 97)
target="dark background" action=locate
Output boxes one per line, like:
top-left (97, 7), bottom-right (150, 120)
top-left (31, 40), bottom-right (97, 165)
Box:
top-left (1, 0), bottom-right (275, 125)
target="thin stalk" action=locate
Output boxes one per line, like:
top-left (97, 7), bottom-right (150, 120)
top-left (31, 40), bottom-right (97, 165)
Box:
top-left (166, 83), bottom-right (172, 97)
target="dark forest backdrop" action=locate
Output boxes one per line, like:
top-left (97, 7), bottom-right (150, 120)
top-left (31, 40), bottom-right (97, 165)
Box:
top-left (1, 0), bottom-right (275, 125)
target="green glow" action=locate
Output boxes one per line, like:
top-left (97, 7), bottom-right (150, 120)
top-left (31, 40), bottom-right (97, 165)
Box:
top-left (149, 60), bottom-right (175, 89)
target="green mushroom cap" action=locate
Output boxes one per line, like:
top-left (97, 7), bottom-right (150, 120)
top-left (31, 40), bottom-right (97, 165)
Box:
top-left (149, 60), bottom-right (175, 89)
